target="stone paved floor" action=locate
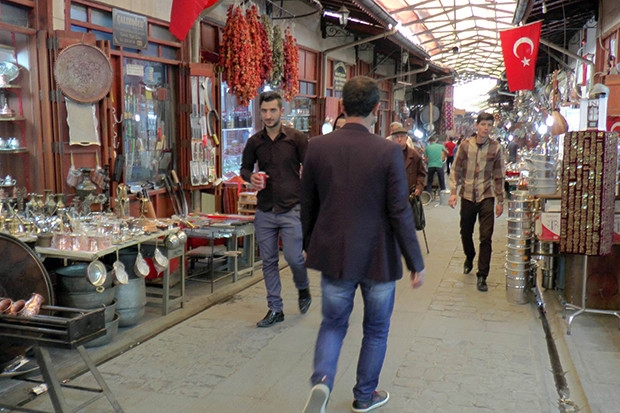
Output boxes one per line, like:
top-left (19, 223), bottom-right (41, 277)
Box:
top-left (11, 201), bottom-right (620, 413)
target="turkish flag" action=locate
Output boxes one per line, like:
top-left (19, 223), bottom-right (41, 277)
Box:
top-left (499, 21), bottom-right (542, 92)
top-left (170, 0), bottom-right (218, 41)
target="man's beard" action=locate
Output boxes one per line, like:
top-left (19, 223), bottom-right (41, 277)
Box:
top-left (265, 118), bottom-right (281, 129)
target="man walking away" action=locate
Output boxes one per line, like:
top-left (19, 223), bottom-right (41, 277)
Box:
top-left (301, 76), bottom-right (425, 413)
top-left (445, 136), bottom-right (456, 174)
top-left (424, 135), bottom-right (448, 195)
top-left (240, 91), bottom-right (311, 327)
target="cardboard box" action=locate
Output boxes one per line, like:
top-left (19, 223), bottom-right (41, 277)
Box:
top-left (536, 212), bottom-right (561, 241)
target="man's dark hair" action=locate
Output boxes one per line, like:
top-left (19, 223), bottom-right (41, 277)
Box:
top-left (342, 76), bottom-right (380, 117)
top-left (259, 91), bottom-right (283, 108)
top-left (476, 112), bottom-right (494, 124)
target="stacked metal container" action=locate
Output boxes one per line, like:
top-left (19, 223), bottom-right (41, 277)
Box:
top-left (505, 191), bottom-right (536, 304)
top-left (532, 240), bottom-right (558, 289)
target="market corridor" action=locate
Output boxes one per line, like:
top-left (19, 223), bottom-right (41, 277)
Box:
top-left (16, 200), bottom-right (620, 413)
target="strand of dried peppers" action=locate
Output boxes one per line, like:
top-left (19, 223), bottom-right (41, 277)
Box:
top-left (282, 26), bottom-right (299, 102)
top-left (219, 4), bottom-right (256, 107)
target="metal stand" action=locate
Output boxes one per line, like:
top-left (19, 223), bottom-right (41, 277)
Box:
top-left (563, 255), bottom-right (620, 334)
top-left (145, 243), bottom-right (185, 315)
top-left (0, 343), bottom-right (123, 413)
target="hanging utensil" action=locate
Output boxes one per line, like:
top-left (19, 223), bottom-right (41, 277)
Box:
top-left (134, 244), bottom-right (150, 278)
top-left (66, 152), bottom-right (82, 187)
top-left (550, 70), bottom-right (568, 136)
top-left (202, 77), bottom-right (220, 146)
top-left (113, 248), bottom-right (128, 285)
top-left (153, 239), bottom-right (169, 274)
top-left (91, 152), bottom-right (107, 189)
top-left (87, 260), bottom-right (108, 289)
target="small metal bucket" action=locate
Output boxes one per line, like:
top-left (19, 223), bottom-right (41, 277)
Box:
top-left (439, 190), bottom-right (451, 206)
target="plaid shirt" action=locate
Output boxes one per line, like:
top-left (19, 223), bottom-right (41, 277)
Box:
top-left (449, 135), bottom-right (505, 204)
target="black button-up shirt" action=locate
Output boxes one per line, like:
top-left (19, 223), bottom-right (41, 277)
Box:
top-left (240, 125), bottom-right (307, 213)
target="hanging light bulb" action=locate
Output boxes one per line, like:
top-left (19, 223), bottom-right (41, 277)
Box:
top-left (337, 5), bottom-right (350, 27)
top-left (542, 1), bottom-right (547, 14)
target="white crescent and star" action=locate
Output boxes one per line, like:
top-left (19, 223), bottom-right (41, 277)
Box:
top-left (513, 37), bottom-right (535, 67)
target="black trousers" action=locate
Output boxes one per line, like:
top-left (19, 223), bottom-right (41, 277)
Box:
top-left (460, 198), bottom-right (495, 279)
top-left (446, 156), bottom-right (454, 174)
top-left (426, 167), bottom-right (446, 193)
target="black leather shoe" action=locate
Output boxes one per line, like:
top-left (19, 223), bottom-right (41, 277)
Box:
top-left (299, 297), bottom-right (312, 314)
top-left (463, 259), bottom-right (473, 274)
top-left (298, 288), bottom-right (312, 314)
top-left (256, 310), bottom-right (284, 328)
top-left (477, 277), bottom-right (488, 292)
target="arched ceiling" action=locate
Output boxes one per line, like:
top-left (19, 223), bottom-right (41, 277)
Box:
top-left (317, 0), bottom-right (599, 83)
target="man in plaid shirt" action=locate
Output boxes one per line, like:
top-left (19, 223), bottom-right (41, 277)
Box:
top-left (448, 112), bottom-right (505, 292)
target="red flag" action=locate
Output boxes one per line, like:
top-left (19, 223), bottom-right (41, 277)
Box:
top-left (170, 0), bottom-right (218, 41)
top-left (499, 21), bottom-right (542, 92)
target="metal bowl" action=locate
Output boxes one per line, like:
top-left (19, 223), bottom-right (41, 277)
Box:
top-left (164, 233), bottom-right (180, 249)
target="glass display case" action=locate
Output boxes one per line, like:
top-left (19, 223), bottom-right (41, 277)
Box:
top-left (220, 82), bottom-right (253, 180)
top-left (284, 97), bottom-right (315, 136)
top-left (0, 28), bottom-right (33, 194)
top-left (122, 58), bottom-right (174, 187)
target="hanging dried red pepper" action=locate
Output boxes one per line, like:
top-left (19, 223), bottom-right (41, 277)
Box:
top-left (219, 4), bottom-right (258, 107)
top-left (282, 26), bottom-right (299, 102)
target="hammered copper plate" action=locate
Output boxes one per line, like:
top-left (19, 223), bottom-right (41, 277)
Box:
top-left (0, 233), bottom-right (54, 364)
top-left (54, 43), bottom-right (113, 103)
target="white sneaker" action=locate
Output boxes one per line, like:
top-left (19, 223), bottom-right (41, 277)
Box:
top-left (303, 383), bottom-right (330, 413)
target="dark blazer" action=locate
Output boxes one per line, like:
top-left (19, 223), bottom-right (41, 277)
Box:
top-left (404, 146), bottom-right (427, 194)
top-left (301, 123), bottom-right (425, 282)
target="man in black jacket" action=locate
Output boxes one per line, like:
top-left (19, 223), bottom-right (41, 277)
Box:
top-left (301, 76), bottom-right (426, 413)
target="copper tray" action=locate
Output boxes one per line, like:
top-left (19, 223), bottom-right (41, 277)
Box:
top-left (53, 43), bottom-right (113, 103)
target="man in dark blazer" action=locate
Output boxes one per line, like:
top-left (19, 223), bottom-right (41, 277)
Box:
top-left (301, 76), bottom-right (426, 413)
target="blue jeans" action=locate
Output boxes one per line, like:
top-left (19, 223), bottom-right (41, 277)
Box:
top-left (254, 206), bottom-right (309, 312)
top-left (311, 275), bottom-right (395, 401)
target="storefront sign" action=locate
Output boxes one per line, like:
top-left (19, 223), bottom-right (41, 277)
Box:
top-left (113, 9), bottom-right (148, 50)
top-left (333, 61), bottom-right (346, 92)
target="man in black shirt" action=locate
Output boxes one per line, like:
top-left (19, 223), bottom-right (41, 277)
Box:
top-left (241, 91), bottom-right (311, 327)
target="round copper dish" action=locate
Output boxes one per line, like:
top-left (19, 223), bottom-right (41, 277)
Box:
top-left (53, 43), bottom-right (113, 103)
